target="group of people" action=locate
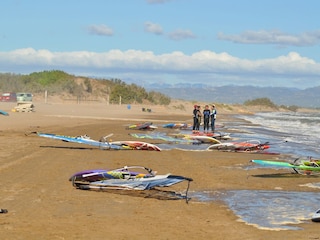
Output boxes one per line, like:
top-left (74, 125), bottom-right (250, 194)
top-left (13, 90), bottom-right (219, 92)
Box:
top-left (192, 104), bottom-right (217, 133)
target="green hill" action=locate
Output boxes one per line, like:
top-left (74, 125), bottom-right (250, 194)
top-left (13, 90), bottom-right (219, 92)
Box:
top-left (0, 70), bottom-right (171, 105)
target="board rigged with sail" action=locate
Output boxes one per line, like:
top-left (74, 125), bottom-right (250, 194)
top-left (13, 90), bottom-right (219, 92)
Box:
top-left (207, 140), bottom-right (270, 153)
top-left (250, 158), bottom-right (320, 175)
top-left (29, 132), bottom-right (161, 151)
top-left (129, 132), bottom-right (200, 144)
top-left (70, 166), bottom-right (193, 201)
top-left (125, 122), bottom-right (157, 131)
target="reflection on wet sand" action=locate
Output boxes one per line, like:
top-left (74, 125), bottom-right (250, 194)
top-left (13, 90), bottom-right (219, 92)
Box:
top-left (191, 189), bottom-right (320, 230)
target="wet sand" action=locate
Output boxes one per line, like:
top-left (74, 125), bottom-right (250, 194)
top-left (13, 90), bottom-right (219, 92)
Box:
top-left (0, 101), bottom-right (319, 239)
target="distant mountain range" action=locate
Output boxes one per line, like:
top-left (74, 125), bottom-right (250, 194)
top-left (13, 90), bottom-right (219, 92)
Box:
top-left (145, 84), bottom-right (320, 108)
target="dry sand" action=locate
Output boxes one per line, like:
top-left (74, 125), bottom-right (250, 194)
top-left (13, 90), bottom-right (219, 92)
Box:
top-left (0, 101), bottom-right (319, 240)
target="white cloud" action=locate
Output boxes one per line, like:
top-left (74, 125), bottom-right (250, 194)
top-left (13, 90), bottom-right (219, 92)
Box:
top-left (87, 24), bottom-right (114, 36)
top-left (167, 29), bottom-right (196, 41)
top-left (143, 23), bottom-right (196, 41)
top-left (144, 22), bottom-right (163, 35)
top-left (218, 30), bottom-right (320, 47)
top-left (0, 48), bottom-right (319, 88)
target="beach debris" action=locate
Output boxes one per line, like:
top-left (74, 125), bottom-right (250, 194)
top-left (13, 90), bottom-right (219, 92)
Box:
top-left (0, 110), bottom-right (9, 116)
top-left (0, 209), bottom-right (8, 214)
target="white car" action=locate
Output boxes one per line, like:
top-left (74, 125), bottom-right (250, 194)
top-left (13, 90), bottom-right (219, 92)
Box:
top-left (16, 92), bottom-right (33, 103)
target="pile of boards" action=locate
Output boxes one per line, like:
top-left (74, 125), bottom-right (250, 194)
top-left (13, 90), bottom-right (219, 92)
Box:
top-left (12, 102), bottom-right (34, 113)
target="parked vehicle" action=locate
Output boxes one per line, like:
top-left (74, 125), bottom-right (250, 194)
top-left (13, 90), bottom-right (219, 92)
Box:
top-left (16, 92), bottom-right (33, 103)
top-left (0, 92), bottom-right (17, 102)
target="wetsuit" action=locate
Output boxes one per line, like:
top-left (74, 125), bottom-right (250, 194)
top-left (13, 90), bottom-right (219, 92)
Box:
top-left (192, 108), bottom-right (198, 131)
top-left (193, 108), bottom-right (201, 131)
top-left (203, 108), bottom-right (211, 132)
top-left (210, 109), bottom-right (217, 132)
top-left (196, 110), bottom-right (201, 131)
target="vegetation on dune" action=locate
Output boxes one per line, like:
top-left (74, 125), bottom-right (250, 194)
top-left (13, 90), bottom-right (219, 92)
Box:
top-left (244, 97), bottom-right (278, 108)
top-left (0, 70), bottom-right (171, 105)
top-left (244, 97), bottom-right (299, 111)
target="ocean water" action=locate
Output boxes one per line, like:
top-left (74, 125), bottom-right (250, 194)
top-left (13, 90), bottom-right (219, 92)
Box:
top-left (158, 111), bottom-right (320, 230)
top-left (158, 111), bottom-right (320, 157)
top-left (191, 190), bottom-right (320, 230)
top-left (236, 111), bottom-right (320, 158)
top-left (214, 111), bottom-right (320, 230)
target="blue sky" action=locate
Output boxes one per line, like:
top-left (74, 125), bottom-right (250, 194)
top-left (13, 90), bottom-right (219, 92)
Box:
top-left (1, 0), bottom-right (320, 89)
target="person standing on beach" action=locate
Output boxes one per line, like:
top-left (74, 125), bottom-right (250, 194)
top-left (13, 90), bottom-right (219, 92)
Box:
top-left (210, 104), bottom-right (217, 132)
top-left (195, 105), bottom-right (202, 132)
top-left (192, 105), bottom-right (198, 132)
top-left (192, 105), bottom-right (202, 133)
top-left (203, 105), bottom-right (211, 133)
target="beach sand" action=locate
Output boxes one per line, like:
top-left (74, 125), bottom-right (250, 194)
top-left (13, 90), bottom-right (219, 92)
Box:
top-left (0, 101), bottom-right (319, 239)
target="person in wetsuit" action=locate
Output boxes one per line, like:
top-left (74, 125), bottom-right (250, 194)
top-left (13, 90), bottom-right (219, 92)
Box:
top-left (210, 104), bottom-right (217, 132)
top-left (203, 105), bottom-right (211, 133)
top-left (192, 105), bottom-right (197, 132)
top-left (192, 105), bottom-right (202, 132)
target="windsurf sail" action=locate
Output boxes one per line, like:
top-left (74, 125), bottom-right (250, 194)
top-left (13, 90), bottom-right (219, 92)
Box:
top-left (178, 134), bottom-right (222, 144)
top-left (177, 131), bottom-right (231, 140)
top-left (250, 158), bottom-right (320, 175)
top-left (111, 141), bottom-right (162, 151)
top-left (129, 132), bottom-right (199, 144)
top-left (207, 140), bottom-right (270, 152)
top-left (162, 123), bottom-right (191, 129)
top-left (125, 122), bottom-right (157, 130)
top-left (30, 132), bottom-right (122, 149)
top-left (29, 132), bottom-right (161, 151)
top-left (70, 166), bottom-right (193, 202)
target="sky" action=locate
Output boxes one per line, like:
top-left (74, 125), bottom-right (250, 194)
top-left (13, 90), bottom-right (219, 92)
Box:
top-left (1, 0), bottom-right (320, 89)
